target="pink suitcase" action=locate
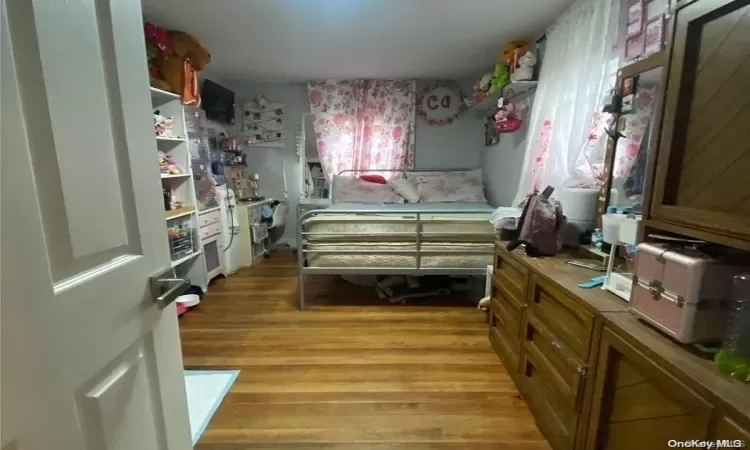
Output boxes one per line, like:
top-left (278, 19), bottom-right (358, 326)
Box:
top-left (630, 243), bottom-right (749, 344)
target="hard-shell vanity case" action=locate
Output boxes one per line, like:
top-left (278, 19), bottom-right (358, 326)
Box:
top-left (630, 243), bottom-right (750, 344)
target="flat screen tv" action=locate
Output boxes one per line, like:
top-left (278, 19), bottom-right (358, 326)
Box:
top-left (202, 79), bottom-right (235, 125)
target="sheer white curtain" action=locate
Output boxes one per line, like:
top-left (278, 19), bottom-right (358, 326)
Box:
top-left (513, 0), bottom-right (620, 205)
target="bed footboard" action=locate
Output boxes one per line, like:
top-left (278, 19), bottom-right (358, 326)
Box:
top-left (296, 207), bottom-right (495, 310)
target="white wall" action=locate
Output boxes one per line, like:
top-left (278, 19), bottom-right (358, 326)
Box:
top-left (414, 78), bottom-right (484, 169)
top-left (480, 92), bottom-right (535, 207)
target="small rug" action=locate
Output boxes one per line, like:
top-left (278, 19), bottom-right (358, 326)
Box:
top-left (184, 370), bottom-right (239, 445)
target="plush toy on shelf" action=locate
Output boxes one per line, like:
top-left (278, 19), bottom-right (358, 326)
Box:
top-left (510, 51), bottom-right (537, 83)
top-left (489, 63), bottom-right (510, 94)
top-left (146, 25), bottom-right (211, 105)
top-left (501, 39), bottom-right (531, 73)
top-left (473, 72), bottom-right (493, 99)
top-left (153, 110), bottom-right (176, 138)
top-left (158, 151), bottom-right (182, 175)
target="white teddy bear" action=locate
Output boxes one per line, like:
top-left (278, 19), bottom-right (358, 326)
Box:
top-left (510, 51), bottom-right (537, 83)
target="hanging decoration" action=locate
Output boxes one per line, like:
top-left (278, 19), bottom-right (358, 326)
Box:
top-left (242, 94), bottom-right (285, 148)
top-left (416, 83), bottom-right (467, 126)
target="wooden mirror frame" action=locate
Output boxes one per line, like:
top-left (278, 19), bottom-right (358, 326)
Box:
top-left (596, 51), bottom-right (667, 231)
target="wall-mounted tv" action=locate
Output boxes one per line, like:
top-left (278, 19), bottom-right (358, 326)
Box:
top-left (201, 79), bottom-right (235, 125)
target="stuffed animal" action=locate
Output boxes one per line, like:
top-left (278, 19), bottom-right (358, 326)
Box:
top-left (478, 73), bottom-right (493, 93)
top-left (153, 111), bottom-right (167, 136)
top-left (472, 72), bottom-right (494, 104)
top-left (158, 151), bottom-right (181, 174)
top-left (494, 102), bottom-right (513, 122)
top-left (501, 39), bottom-right (531, 71)
top-left (153, 111), bottom-right (176, 138)
top-left (154, 31), bottom-right (211, 103)
top-left (169, 32), bottom-right (210, 70)
top-left (144, 23), bottom-right (173, 91)
top-left (510, 51), bottom-right (537, 82)
top-left (489, 64), bottom-right (510, 93)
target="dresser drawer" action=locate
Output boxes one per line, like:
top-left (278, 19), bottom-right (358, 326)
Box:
top-left (523, 313), bottom-right (586, 412)
top-left (494, 246), bottom-right (529, 303)
top-left (489, 310), bottom-right (520, 377)
top-left (491, 278), bottom-right (523, 338)
top-left (200, 222), bottom-right (222, 241)
top-left (529, 274), bottom-right (594, 360)
top-left (520, 351), bottom-right (578, 450)
top-left (198, 210), bottom-right (221, 228)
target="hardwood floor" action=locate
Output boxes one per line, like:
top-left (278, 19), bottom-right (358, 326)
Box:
top-left (180, 252), bottom-right (550, 449)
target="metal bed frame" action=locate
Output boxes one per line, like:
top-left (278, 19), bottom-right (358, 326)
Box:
top-left (296, 168), bottom-right (495, 309)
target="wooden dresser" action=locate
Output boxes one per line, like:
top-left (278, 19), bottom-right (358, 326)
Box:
top-left (489, 241), bottom-right (750, 450)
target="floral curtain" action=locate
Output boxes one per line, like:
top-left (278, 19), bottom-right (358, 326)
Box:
top-left (513, 0), bottom-right (620, 205)
top-left (307, 80), bottom-right (416, 180)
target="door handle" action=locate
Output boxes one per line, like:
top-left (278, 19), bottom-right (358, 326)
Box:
top-left (150, 270), bottom-right (189, 310)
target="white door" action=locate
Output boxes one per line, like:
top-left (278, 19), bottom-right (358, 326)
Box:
top-left (1, 1), bottom-right (192, 449)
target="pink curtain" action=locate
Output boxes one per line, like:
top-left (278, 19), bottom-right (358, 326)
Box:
top-left (307, 80), bottom-right (416, 180)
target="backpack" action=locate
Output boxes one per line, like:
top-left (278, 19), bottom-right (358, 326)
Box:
top-left (507, 186), bottom-right (567, 257)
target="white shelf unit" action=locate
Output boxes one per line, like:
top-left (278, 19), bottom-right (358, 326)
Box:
top-left (170, 250), bottom-right (203, 268)
top-left (183, 104), bottom-right (227, 282)
top-left (161, 173), bottom-right (191, 180)
top-left (151, 87), bottom-right (209, 293)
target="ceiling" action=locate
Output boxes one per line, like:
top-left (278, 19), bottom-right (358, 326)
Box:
top-left (141, 0), bottom-right (573, 83)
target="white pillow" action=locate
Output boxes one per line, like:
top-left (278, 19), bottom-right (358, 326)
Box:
top-left (407, 169), bottom-right (487, 203)
top-left (388, 178), bottom-right (421, 203)
top-left (332, 176), bottom-right (404, 203)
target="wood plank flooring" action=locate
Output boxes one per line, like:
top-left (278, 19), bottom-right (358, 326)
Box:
top-left (180, 252), bottom-right (549, 449)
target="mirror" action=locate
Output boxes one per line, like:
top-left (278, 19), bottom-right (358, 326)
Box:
top-left (607, 66), bottom-right (664, 213)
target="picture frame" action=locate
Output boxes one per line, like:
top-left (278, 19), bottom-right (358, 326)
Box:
top-left (644, 17), bottom-right (665, 55)
top-left (627, 0), bottom-right (644, 37)
top-left (625, 33), bottom-right (646, 60)
top-left (622, 76), bottom-right (637, 97)
top-left (645, 0), bottom-right (668, 21)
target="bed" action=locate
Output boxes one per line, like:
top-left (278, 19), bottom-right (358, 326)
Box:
top-left (296, 169), bottom-right (499, 309)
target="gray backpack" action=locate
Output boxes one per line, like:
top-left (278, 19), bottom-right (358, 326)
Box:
top-left (507, 186), bottom-right (566, 257)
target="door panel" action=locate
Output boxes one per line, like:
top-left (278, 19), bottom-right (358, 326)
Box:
top-left (1, 0), bottom-right (191, 449)
top-left (586, 327), bottom-right (714, 449)
top-left (76, 346), bottom-right (161, 450)
top-left (651, 0), bottom-right (750, 242)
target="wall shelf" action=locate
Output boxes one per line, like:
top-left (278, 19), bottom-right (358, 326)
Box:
top-left (161, 173), bottom-right (191, 180)
top-left (156, 136), bottom-right (187, 143)
top-left (246, 140), bottom-right (284, 149)
top-left (471, 81), bottom-right (538, 113)
top-left (199, 206), bottom-right (221, 214)
top-left (165, 206), bottom-right (195, 220)
top-left (150, 86), bottom-right (181, 107)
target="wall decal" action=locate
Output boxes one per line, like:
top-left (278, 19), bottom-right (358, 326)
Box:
top-left (416, 83), bottom-right (467, 126)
